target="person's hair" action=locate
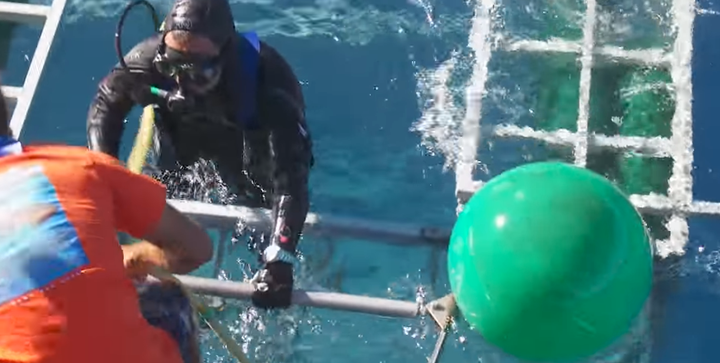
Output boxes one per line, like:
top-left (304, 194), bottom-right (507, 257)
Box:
top-left (0, 86), bottom-right (9, 137)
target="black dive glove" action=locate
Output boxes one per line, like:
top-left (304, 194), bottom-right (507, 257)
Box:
top-left (250, 260), bottom-right (294, 309)
top-left (251, 196), bottom-right (296, 309)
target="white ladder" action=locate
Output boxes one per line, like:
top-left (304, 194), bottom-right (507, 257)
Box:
top-left (0, 0), bottom-right (67, 136)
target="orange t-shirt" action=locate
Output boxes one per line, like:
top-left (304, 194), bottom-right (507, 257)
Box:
top-left (0, 144), bottom-right (184, 363)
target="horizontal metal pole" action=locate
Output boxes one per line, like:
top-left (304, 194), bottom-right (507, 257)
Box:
top-left (170, 199), bottom-right (450, 246)
top-left (175, 275), bottom-right (423, 319)
top-left (505, 39), bottom-right (668, 66)
top-left (0, 2), bottom-right (48, 26)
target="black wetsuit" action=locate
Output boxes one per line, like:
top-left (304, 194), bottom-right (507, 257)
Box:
top-left (86, 34), bottom-right (313, 253)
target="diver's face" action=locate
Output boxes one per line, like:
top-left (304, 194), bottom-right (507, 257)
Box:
top-left (163, 31), bottom-right (223, 94)
top-left (165, 31), bottom-right (219, 56)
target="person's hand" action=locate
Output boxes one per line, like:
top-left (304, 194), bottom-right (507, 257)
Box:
top-left (121, 243), bottom-right (159, 282)
top-left (251, 261), bottom-right (294, 309)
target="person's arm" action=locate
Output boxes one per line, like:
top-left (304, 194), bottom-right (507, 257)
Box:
top-left (90, 152), bottom-right (213, 273)
top-left (261, 88), bottom-right (313, 253)
top-left (249, 91), bottom-right (311, 309)
top-left (87, 36), bottom-right (161, 158)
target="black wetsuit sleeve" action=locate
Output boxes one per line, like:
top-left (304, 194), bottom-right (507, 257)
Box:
top-left (87, 36), bottom-right (161, 158)
top-left (255, 42), bottom-right (313, 252)
top-left (261, 89), bottom-right (313, 252)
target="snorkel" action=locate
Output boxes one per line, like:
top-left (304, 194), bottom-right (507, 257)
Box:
top-left (114, 0), bottom-right (194, 111)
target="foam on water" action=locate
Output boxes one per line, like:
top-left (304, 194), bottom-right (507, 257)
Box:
top-left (154, 162), bottom-right (433, 363)
top-left (413, 0), bottom-right (498, 177)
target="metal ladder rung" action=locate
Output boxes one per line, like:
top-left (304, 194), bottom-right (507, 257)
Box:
top-left (2, 85), bottom-right (21, 101)
top-left (0, 2), bottom-right (50, 26)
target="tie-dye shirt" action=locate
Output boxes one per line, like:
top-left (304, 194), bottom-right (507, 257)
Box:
top-left (0, 141), bottom-right (184, 363)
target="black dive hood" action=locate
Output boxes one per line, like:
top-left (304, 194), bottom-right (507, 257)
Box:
top-left (114, 0), bottom-right (238, 111)
top-left (162, 0), bottom-right (236, 49)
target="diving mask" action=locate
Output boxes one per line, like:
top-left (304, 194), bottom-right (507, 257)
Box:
top-left (153, 46), bottom-right (222, 92)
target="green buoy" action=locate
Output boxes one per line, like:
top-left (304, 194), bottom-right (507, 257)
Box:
top-left (448, 162), bottom-right (652, 362)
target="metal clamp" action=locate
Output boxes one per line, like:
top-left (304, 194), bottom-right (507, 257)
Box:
top-left (426, 294), bottom-right (457, 363)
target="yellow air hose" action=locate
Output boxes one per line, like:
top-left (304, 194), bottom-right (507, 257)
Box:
top-left (127, 105), bottom-right (252, 363)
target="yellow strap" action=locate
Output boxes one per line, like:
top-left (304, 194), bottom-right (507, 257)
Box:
top-left (127, 105), bottom-right (252, 363)
top-left (127, 105), bottom-right (156, 173)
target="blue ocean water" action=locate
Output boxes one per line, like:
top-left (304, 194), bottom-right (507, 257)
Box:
top-left (3, 0), bottom-right (720, 362)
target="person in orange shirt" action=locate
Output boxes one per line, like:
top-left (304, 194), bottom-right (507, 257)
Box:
top-left (0, 84), bottom-right (213, 363)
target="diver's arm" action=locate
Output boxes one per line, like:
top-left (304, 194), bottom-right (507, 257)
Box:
top-left (262, 89), bottom-right (313, 253)
top-left (249, 88), bottom-right (311, 310)
top-left (87, 36), bottom-right (160, 158)
top-left (87, 74), bottom-right (134, 158)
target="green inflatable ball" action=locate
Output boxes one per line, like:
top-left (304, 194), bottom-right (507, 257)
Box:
top-left (448, 162), bottom-right (652, 362)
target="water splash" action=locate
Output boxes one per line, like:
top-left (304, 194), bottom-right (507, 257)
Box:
top-left (152, 158), bottom-right (435, 362)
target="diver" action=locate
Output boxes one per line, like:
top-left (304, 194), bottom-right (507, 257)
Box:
top-left (86, 0), bottom-right (313, 309)
top-left (0, 83), bottom-right (212, 363)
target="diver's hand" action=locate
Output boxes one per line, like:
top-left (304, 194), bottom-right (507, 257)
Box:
top-left (251, 261), bottom-right (294, 309)
top-left (109, 68), bottom-right (156, 106)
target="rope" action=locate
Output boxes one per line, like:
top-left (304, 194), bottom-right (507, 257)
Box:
top-left (126, 105), bottom-right (156, 174)
top-left (127, 105), bottom-right (252, 363)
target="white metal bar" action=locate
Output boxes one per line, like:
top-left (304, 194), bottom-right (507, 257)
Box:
top-left (505, 40), bottom-right (669, 67)
top-left (0, 2), bottom-right (48, 26)
top-left (664, 0), bottom-right (696, 252)
top-left (169, 199), bottom-right (450, 245)
top-left (488, 124), bottom-right (673, 157)
top-left (173, 193), bottom-right (720, 247)
top-left (455, 0), bottom-right (495, 209)
top-left (574, 0), bottom-right (597, 167)
top-left (9, 0), bottom-right (67, 138)
top-left (172, 275), bottom-right (423, 318)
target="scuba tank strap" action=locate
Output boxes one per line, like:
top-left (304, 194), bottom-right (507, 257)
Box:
top-left (242, 31), bottom-right (260, 52)
top-left (235, 31), bottom-right (261, 129)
